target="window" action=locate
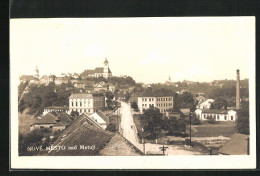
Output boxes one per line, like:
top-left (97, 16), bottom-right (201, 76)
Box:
top-left (80, 102), bottom-right (82, 107)
top-left (88, 109), bottom-right (90, 112)
top-left (166, 98), bottom-right (168, 101)
top-left (145, 98), bottom-right (147, 101)
top-left (231, 116), bottom-right (233, 120)
top-left (142, 104), bottom-right (144, 107)
top-left (217, 115), bottom-right (219, 120)
top-left (224, 116), bottom-right (227, 120)
top-left (72, 102), bottom-right (74, 106)
top-left (142, 98), bottom-right (144, 101)
top-left (76, 102), bottom-right (78, 106)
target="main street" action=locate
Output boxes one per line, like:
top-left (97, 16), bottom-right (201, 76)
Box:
top-left (119, 101), bottom-right (202, 155)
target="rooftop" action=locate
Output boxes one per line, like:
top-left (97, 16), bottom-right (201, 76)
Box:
top-left (44, 106), bottom-right (69, 110)
top-left (69, 93), bottom-right (104, 99)
top-left (219, 133), bottom-right (249, 155)
top-left (202, 109), bottom-right (232, 114)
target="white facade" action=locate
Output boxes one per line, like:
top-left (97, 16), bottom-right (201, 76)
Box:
top-left (138, 96), bottom-right (174, 114)
top-left (89, 113), bottom-right (107, 129)
top-left (195, 109), bottom-right (237, 121)
top-left (69, 94), bottom-right (105, 114)
top-left (196, 99), bottom-right (214, 109)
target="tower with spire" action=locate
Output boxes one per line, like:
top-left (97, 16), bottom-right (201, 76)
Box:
top-left (35, 66), bottom-right (39, 80)
top-left (103, 58), bottom-right (112, 78)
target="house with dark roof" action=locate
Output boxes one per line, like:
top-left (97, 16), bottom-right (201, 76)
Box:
top-left (43, 113), bottom-right (144, 156)
top-left (81, 58), bottom-right (112, 78)
top-left (219, 133), bottom-right (249, 155)
top-left (30, 111), bottom-right (72, 132)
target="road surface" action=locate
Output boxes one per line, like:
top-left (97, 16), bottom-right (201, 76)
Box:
top-left (120, 101), bottom-right (203, 155)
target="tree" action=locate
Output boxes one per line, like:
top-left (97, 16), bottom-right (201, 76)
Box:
top-left (141, 107), bottom-right (163, 139)
top-left (174, 92), bottom-right (195, 111)
top-left (236, 101), bottom-right (249, 134)
top-left (105, 91), bottom-right (115, 110)
top-left (70, 111), bottom-right (79, 118)
top-left (131, 101), bottom-right (139, 111)
top-left (211, 97), bottom-right (227, 109)
top-left (106, 124), bottom-right (116, 132)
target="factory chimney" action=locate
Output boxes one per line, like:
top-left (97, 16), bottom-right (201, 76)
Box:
top-left (236, 69), bottom-right (240, 109)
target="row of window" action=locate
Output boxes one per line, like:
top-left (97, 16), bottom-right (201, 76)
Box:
top-left (71, 101), bottom-right (104, 107)
top-left (141, 97), bottom-right (173, 102)
top-left (157, 97), bottom-right (172, 101)
top-left (157, 103), bottom-right (172, 107)
top-left (71, 108), bottom-right (92, 113)
top-left (200, 114), bottom-right (234, 121)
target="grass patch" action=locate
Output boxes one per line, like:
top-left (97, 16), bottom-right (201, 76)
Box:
top-left (192, 123), bottom-right (236, 137)
top-left (19, 109), bottom-right (38, 135)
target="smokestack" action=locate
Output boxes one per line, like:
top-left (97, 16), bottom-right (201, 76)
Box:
top-left (236, 69), bottom-right (240, 109)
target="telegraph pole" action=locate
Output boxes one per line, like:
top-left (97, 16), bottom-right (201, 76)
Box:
top-left (159, 145), bottom-right (168, 155)
top-left (190, 111), bottom-right (192, 147)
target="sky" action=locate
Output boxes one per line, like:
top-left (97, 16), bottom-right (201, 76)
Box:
top-left (10, 17), bottom-right (254, 83)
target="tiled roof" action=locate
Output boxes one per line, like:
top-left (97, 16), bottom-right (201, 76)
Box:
top-left (31, 113), bottom-right (58, 125)
top-left (96, 110), bottom-right (109, 124)
top-left (219, 133), bottom-right (249, 155)
top-left (53, 122), bottom-right (65, 127)
top-left (95, 67), bottom-right (104, 73)
top-left (19, 75), bottom-right (37, 80)
top-left (180, 108), bottom-right (190, 115)
top-left (47, 123), bottom-right (114, 156)
top-left (69, 94), bottom-right (94, 99)
top-left (99, 133), bottom-right (144, 156)
top-left (202, 109), bottom-right (230, 114)
top-left (44, 106), bottom-right (69, 110)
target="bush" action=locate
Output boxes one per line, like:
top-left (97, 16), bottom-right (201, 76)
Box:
top-left (106, 123), bottom-right (116, 132)
top-left (192, 117), bottom-right (201, 125)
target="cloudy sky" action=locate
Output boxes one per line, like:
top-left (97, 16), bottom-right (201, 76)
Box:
top-left (10, 17), bottom-right (254, 83)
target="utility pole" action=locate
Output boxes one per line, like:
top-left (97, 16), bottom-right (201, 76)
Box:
top-left (142, 128), bottom-right (145, 155)
top-left (190, 111), bottom-right (192, 147)
top-left (246, 137), bottom-right (250, 155)
top-left (159, 145), bottom-right (168, 155)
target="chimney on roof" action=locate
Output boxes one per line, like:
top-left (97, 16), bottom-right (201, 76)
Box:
top-left (236, 69), bottom-right (240, 109)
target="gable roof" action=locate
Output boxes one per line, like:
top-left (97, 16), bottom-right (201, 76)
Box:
top-left (202, 109), bottom-right (230, 114)
top-left (99, 133), bottom-right (144, 156)
top-left (20, 75), bottom-right (37, 80)
top-left (47, 123), bottom-right (115, 156)
top-left (180, 108), bottom-right (190, 115)
top-left (69, 94), bottom-right (93, 99)
top-left (31, 112), bottom-right (58, 125)
top-left (95, 67), bottom-right (104, 73)
top-left (96, 110), bottom-right (109, 124)
top-left (219, 133), bottom-right (249, 155)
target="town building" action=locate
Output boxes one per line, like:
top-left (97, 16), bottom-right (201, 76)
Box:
top-left (195, 109), bottom-right (237, 121)
top-left (81, 58), bottom-right (112, 78)
top-left (30, 111), bottom-right (72, 132)
top-left (54, 77), bottom-right (69, 85)
top-left (137, 92), bottom-right (174, 114)
top-left (69, 93), bottom-right (105, 114)
top-left (43, 106), bottom-right (69, 116)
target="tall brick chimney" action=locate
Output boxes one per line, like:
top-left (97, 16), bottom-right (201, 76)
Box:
top-left (236, 69), bottom-right (240, 109)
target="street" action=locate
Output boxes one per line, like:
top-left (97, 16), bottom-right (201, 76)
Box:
top-left (120, 101), bottom-right (203, 155)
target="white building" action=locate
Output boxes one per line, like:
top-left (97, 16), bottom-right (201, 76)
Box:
top-left (195, 109), bottom-right (237, 121)
top-left (137, 92), bottom-right (174, 114)
top-left (69, 93), bottom-right (105, 114)
top-left (89, 110), bottom-right (109, 129)
top-left (43, 106), bottom-right (69, 116)
top-left (196, 99), bottom-right (214, 109)
top-left (81, 58), bottom-right (112, 78)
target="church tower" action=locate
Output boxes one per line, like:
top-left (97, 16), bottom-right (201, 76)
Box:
top-left (35, 66), bottom-right (39, 80)
top-left (103, 58), bottom-right (109, 77)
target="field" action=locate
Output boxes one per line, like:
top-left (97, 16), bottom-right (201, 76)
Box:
top-left (18, 109), bottom-right (38, 135)
top-left (192, 123), bottom-right (237, 137)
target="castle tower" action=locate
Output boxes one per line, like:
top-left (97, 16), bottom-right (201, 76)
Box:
top-left (236, 69), bottom-right (240, 109)
top-left (35, 66), bottom-right (39, 80)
